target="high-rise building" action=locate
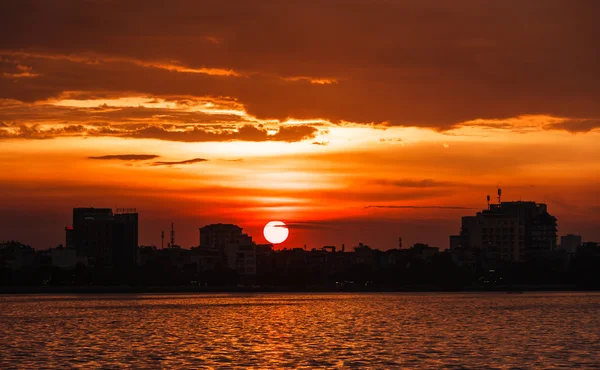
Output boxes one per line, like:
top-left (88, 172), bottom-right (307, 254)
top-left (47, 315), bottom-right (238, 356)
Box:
top-left (113, 210), bottom-right (139, 269)
top-left (72, 208), bottom-right (114, 265)
top-left (65, 225), bottom-right (74, 249)
top-left (449, 235), bottom-right (461, 250)
top-left (71, 207), bottom-right (138, 268)
top-left (560, 234), bottom-right (582, 253)
top-left (457, 201), bottom-right (557, 262)
top-left (199, 223), bottom-right (256, 275)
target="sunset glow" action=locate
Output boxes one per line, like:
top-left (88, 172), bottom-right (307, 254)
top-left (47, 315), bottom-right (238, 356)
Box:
top-left (0, 1), bottom-right (599, 250)
top-left (263, 221), bottom-right (289, 245)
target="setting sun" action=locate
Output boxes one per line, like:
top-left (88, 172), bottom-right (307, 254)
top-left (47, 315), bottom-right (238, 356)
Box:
top-left (263, 221), bottom-right (289, 244)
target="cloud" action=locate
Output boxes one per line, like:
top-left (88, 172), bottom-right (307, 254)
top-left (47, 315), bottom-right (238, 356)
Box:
top-left (1, 1), bottom-right (599, 129)
top-left (544, 119), bottom-right (600, 133)
top-left (1, 63), bottom-right (39, 78)
top-left (312, 141), bottom-right (329, 146)
top-left (151, 158), bottom-right (208, 166)
top-left (128, 124), bottom-right (318, 143)
top-left (365, 205), bottom-right (476, 210)
top-left (0, 50), bottom-right (240, 77)
top-left (0, 124), bottom-right (87, 139)
top-left (270, 125), bottom-right (319, 142)
top-left (3, 71), bottom-right (39, 78)
top-left (375, 179), bottom-right (456, 188)
top-left (0, 96), bottom-right (252, 137)
top-left (283, 76), bottom-right (338, 85)
top-left (88, 154), bottom-right (159, 161)
top-left (450, 115), bottom-right (600, 134)
top-left (273, 222), bottom-right (339, 230)
top-left (0, 105), bottom-right (320, 143)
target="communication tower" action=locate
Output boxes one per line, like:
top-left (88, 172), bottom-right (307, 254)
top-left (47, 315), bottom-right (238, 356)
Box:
top-left (170, 223), bottom-right (175, 248)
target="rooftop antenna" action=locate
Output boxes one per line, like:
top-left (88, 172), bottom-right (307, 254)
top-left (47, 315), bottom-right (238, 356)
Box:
top-left (487, 195), bottom-right (491, 210)
top-left (399, 237), bottom-right (403, 249)
top-left (161, 231), bottom-right (164, 250)
top-left (170, 223), bottom-right (175, 248)
top-left (497, 188), bottom-right (502, 204)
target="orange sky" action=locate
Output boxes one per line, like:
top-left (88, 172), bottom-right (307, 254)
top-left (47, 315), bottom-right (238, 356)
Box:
top-left (1, 1), bottom-right (599, 249)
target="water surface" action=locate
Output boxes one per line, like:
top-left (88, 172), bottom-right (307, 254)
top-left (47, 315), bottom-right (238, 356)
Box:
top-left (1, 292), bottom-right (599, 368)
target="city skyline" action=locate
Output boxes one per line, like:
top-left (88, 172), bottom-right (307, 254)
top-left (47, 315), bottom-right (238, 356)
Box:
top-left (1, 1), bottom-right (599, 250)
top-left (1, 202), bottom-right (597, 291)
top-left (3, 197), bottom-right (595, 253)
top-left (1, 2), bottom-right (599, 368)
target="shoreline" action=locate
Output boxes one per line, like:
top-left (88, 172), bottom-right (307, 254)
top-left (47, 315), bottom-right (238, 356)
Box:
top-left (1, 284), bottom-right (597, 295)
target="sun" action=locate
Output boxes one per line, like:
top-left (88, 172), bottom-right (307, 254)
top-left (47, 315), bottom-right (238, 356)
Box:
top-left (263, 221), bottom-right (289, 244)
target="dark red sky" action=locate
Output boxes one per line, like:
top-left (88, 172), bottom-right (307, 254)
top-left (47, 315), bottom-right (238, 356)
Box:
top-left (1, 1), bottom-right (599, 249)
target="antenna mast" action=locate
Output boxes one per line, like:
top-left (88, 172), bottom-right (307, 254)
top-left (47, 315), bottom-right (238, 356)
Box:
top-left (161, 231), bottom-right (164, 249)
top-left (170, 223), bottom-right (175, 248)
top-left (487, 195), bottom-right (491, 210)
top-left (497, 188), bottom-right (502, 204)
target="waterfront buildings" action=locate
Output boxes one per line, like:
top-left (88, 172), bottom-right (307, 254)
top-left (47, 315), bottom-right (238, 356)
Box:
top-left (560, 234), bottom-right (582, 253)
top-left (451, 201), bottom-right (557, 262)
top-left (69, 207), bottom-right (138, 269)
top-left (199, 223), bottom-right (257, 276)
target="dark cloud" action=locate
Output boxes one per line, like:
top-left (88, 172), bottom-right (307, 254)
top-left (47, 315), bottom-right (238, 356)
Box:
top-left (151, 158), bottom-right (208, 166)
top-left (271, 125), bottom-right (319, 142)
top-left (0, 124), bottom-right (86, 139)
top-left (365, 205), bottom-right (476, 210)
top-left (312, 141), bottom-right (328, 146)
top-left (0, 1), bottom-right (599, 128)
top-left (274, 222), bottom-right (339, 230)
top-left (88, 154), bottom-right (159, 161)
top-left (0, 96), bottom-right (248, 125)
top-left (129, 124), bottom-right (318, 142)
top-left (544, 119), bottom-right (600, 133)
top-left (0, 115), bottom-right (319, 142)
top-left (376, 179), bottom-right (456, 188)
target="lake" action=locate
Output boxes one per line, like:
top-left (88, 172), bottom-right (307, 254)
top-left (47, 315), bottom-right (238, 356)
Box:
top-left (0, 292), bottom-right (599, 368)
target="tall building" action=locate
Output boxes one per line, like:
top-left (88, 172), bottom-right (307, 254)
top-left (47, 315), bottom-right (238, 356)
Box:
top-left (457, 201), bottom-right (557, 262)
top-left (449, 235), bottom-right (461, 250)
top-left (113, 210), bottom-right (139, 270)
top-left (199, 223), bottom-right (256, 275)
top-left (72, 208), bottom-right (114, 265)
top-left (65, 225), bottom-right (74, 249)
top-left (199, 223), bottom-right (246, 248)
top-left (71, 207), bottom-right (138, 268)
top-left (560, 234), bottom-right (582, 253)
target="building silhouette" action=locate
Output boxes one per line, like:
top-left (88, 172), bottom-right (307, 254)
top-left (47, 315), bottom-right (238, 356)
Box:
top-left (113, 210), bottom-right (139, 271)
top-left (65, 225), bottom-right (74, 249)
top-left (199, 223), bottom-right (256, 276)
top-left (72, 208), bottom-right (114, 265)
top-left (70, 207), bottom-right (138, 268)
top-left (452, 200), bottom-right (557, 262)
top-left (560, 234), bottom-right (582, 253)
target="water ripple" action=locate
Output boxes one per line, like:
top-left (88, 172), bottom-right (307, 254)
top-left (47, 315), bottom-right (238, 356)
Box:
top-left (0, 292), bottom-right (599, 368)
